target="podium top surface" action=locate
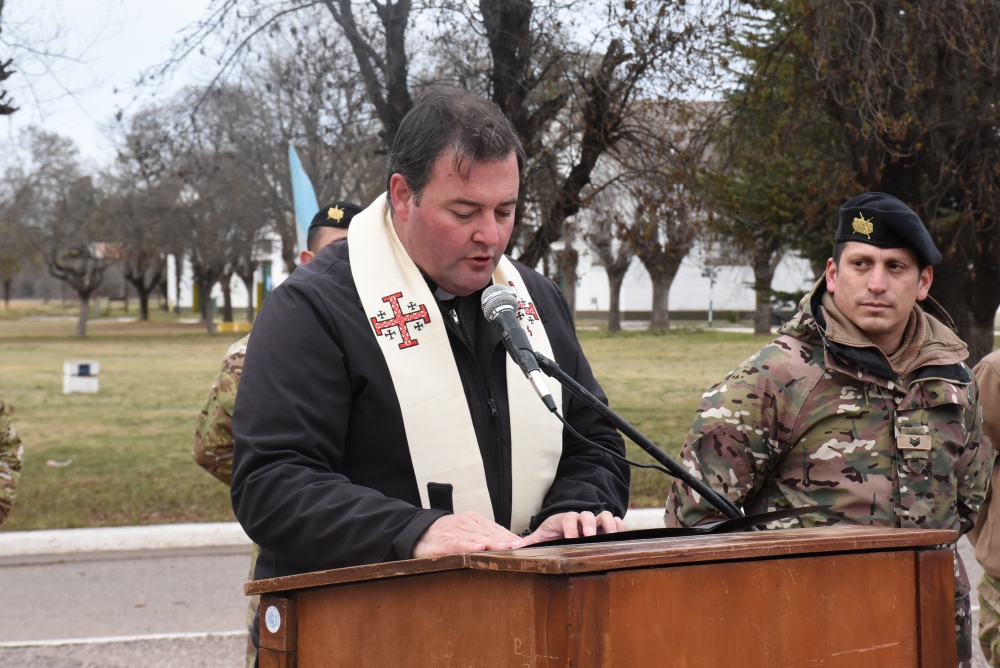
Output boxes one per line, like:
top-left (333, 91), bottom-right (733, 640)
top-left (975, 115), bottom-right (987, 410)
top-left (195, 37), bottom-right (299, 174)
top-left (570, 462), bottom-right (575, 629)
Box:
top-left (246, 526), bottom-right (956, 596)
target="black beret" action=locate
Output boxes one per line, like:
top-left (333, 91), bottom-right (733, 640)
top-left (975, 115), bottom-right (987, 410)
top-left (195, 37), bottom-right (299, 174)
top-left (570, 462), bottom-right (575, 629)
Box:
top-left (309, 201), bottom-right (362, 230)
top-left (836, 192), bottom-right (942, 266)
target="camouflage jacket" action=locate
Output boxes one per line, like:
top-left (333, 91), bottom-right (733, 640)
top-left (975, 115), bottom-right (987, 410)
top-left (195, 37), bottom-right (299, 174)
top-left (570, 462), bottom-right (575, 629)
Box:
top-left (0, 400), bottom-right (23, 525)
top-left (969, 349), bottom-right (1000, 578)
top-left (665, 279), bottom-right (994, 535)
top-left (193, 335), bottom-right (249, 486)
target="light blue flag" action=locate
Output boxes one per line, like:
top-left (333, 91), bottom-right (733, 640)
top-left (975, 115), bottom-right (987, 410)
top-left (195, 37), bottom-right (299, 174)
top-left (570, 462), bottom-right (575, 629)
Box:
top-left (288, 143), bottom-right (319, 254)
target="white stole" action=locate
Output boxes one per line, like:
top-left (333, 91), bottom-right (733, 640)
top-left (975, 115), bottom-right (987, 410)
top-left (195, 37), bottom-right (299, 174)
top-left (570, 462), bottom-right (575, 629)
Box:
top-left (349, 194), bottom-right (563, 534)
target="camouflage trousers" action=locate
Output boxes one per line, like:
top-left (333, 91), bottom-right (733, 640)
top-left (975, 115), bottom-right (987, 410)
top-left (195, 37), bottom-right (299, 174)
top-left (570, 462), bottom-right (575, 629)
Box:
top-left (979, 572), bottom-right (1000, 668)
top-left (245, 543), bottom-right (261, 668)
top-left (960, 586), bottom-right (972, 668)
top-left (958, 549), bottom-right (973, 668)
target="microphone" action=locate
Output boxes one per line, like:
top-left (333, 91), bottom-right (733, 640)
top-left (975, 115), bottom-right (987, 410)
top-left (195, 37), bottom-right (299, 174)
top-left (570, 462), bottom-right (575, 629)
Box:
top-left (481, 284), bottom-right (557, 413)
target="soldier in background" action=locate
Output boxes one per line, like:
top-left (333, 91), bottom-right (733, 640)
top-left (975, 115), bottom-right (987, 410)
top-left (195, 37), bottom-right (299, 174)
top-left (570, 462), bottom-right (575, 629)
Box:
top-left (0, 399), bottom-right (23, 526)
top-left (969, 349), bottom-right (1000, 667)
top-left (664, 192), bottom-right (995, 667)
top-left (192, 201), bottom-right (360, 668)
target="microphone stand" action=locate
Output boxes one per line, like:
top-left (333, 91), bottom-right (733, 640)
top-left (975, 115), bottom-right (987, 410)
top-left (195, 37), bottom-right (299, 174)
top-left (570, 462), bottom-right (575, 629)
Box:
top-left (533, 351), bottom-right (745, 521)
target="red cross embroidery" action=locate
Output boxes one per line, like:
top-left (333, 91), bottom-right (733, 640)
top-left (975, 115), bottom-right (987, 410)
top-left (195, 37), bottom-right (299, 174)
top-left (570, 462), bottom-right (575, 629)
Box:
top-left (370, 292), bottom-right (431, 349)
top-left (507, 281), bottom-right (539, 323)
top-left (518, 300), bottom-right (539, 323)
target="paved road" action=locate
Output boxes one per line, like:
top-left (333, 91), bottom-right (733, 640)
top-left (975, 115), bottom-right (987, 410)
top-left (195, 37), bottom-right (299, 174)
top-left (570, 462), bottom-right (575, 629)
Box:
top-left (0, 547), bottom-right (250, 641)
top-left (0, 520), bottom-right (991, 667)
top-left (0, 546), bottom-right (252, 667)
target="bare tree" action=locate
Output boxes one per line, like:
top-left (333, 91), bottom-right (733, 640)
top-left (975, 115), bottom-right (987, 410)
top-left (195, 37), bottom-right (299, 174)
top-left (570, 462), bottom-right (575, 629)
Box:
top-left (6, 128), bottom-right (114, 336)
top-left (100, 179), bottom-right (178, 321)
top-left (167, 87), bottom-right (276, 332)
top-left (158, 0), bottom-right (738, 269)
top-left (116, 84), bottom-right (289, 330)
top-left (39, 176), bottom-right (114, 337)
top-left (243, 25), bottom-right (386, 271)
top-left (0, 164), bottom-right (41, 307)
top-left (42, 204), bottom-right (116, 338)
top-left (630, 174), bottom-right (701, 331)
top-left (110, 106), bottom-right (192, 320)
top-left (619, 100), bottom-right (714, 331)
top-left (149, 14), bottom-right (386, 272)
top-left (0, 216), bottom-right (34, 307)
top-left (584, 182), bottom-right (634, 333)
top-left (441, 1), bottom-right (737, 268)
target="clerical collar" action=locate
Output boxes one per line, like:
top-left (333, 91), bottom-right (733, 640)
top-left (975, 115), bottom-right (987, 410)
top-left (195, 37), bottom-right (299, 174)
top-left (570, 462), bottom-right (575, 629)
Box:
top-left (433, 286), bottom-right (458, 301)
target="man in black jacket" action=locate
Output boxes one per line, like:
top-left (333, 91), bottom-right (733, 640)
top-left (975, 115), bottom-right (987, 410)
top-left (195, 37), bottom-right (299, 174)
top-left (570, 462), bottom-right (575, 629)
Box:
top-left (231, 88), bottom-right (629, 582)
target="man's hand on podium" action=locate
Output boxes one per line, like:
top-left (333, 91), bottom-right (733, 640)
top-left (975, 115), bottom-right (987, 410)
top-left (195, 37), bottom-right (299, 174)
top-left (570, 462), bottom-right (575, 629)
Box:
top-left (412, 511), bottom-right (525, 558)
top-left (520, 511), bottom-right (626, 546)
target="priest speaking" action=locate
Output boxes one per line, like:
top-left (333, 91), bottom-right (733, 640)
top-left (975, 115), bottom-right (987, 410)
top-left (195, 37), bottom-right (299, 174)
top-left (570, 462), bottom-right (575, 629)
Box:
top-left (231, 88), bottom-right (630, 588)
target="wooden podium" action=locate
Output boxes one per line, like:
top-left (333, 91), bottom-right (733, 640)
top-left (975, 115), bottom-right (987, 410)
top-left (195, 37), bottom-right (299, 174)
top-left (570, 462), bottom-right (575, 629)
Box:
top-left (248, 527), bottom-right (957, 667)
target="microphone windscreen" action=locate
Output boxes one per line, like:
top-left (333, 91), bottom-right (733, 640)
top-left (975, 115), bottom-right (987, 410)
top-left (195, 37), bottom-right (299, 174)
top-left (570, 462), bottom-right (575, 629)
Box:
top-left (481, 284), bottom-right (518, 321)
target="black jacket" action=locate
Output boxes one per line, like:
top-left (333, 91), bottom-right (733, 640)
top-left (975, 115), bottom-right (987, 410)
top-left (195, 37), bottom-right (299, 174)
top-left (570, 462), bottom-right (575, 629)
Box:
top-left (231, 240), bottom-right (629, 580)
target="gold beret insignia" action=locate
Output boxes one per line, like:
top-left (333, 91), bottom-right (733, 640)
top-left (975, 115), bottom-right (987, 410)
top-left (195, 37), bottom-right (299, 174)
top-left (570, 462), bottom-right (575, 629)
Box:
top-left (852, 213), bottom-right (874, 239)
top-left (327, 205), bottom-right (345, 222)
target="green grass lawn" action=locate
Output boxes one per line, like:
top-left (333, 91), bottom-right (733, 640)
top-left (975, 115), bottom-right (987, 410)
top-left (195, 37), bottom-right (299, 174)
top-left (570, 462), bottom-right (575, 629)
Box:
top-left (0, 302), bottom-right (770, 531)
top-left (582, 328), bottom-right (766, 506)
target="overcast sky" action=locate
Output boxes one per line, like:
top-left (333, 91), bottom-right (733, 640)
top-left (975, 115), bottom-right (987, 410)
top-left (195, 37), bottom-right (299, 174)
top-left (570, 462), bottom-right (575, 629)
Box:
top-left (1, 0), bottom-right (214, 166)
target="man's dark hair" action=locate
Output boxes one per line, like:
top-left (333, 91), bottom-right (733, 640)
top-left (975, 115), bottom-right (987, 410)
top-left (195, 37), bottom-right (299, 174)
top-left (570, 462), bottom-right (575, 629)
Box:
top-left (385, 88), bottom-right (525, 208)
top-left (306, 225), bottom-right (344, 253)
top-left (831, 242), bottom-right (931, 272)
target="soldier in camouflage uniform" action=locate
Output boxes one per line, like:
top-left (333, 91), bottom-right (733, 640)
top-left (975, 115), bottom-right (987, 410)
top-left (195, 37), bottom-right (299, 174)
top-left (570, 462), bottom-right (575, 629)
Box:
top-left (193, 201), bottom-right (359, 668)
top-left (969, 349), bottom-right (1000, 667)
top-left (665, 193), bottom-right (995, 667)
top-left (0, 399), bottom-right (23, 526)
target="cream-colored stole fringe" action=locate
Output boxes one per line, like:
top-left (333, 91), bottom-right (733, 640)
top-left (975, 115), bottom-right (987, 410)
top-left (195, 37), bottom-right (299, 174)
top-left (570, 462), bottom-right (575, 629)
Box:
top-left (349, 194), bottom-right (563, 534)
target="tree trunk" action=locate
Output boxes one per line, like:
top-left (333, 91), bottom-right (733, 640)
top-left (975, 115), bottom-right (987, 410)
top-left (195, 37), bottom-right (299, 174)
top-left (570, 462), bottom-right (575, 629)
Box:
top-left (606, 269), bottom-right (627, 333)
top-left (158, 276), bottom-right (169, 312)
top-left (239, 272), bottom-right (256, 323)
top-left (220, 275), bottom-right (234, 323)
top-left (751, 266), bottom-right (776, 336)
top-left (198, 277), bottom-right (217, 335)
top-left (76, 293), bottom-right (90, 338)
top-left (556, 246), bottom-right (579, 320)
top-left (2, 278), bottom-right (10, 310)
top-left (125, 277), bottom-right (153, 322)
top-left (638, 250), bottom-right (688, 333)
top-left (136, 286), bottom-right (151, 322)
top-left (649, 272), bottom-right (673, 331)
top-left (518, 40), bottom-right (631, 269)
top-left (747, 246), bottom-right (783, 336)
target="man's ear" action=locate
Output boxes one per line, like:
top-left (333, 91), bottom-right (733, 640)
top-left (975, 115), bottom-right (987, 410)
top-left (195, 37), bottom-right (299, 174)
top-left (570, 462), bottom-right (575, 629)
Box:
top-left (389, 173), bottom-right (414, 221)
top-left (916, 265), bottom-right (933, 301)
top-left (824, 257), bottom-right (838, 294)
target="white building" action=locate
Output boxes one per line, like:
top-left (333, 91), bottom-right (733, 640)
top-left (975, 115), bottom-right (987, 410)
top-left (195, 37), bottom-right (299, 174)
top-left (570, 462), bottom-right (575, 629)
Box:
top-left (167, 232), bottom-right (816, 324)
top-left (574, 242), bottom-right (817, 321)
top-left (166, 232), bottom-right (291, 315)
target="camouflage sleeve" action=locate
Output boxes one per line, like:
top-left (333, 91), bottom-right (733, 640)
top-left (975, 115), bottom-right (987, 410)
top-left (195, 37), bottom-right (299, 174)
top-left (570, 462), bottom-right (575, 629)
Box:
top-left (975, 354), bottom-right (1000, 458)
top-left (664, 345), bottom-right (794, 527)
top-left (193, 336), bottom-right (249, 486)
top-left (958, 364), bottom-right (999, 536)
top-left (970, 355), bottom-right (1000, 576)
top-left (0, 400), bottom-right (24, 526)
